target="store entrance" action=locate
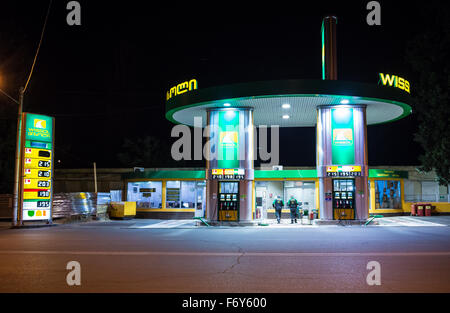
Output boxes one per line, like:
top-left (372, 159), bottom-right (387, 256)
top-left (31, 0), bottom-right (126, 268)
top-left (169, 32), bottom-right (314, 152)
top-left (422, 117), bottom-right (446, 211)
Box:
top-left (194, 181), bottom-right (206, 218)
top-left (255, 187), bottom-right (266, 219)
top-left (255, 181), bottom-right (316, 221)
top-left (218, 181), bottom-right (239, 221)
top-left (332, 179), bottom-right (355, 220)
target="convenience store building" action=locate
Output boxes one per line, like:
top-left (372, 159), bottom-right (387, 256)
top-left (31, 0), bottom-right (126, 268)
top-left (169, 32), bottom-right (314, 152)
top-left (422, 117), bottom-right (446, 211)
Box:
top-left (146, 16), bottom-right (446, 224)
top-left (53, 16), bottom-right (447, 224)
top-left (122, 166), bottom-right (450, 221)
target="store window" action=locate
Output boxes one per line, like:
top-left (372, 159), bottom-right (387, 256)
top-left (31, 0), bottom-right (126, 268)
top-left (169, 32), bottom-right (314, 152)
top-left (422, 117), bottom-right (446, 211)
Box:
top-left (127, 181), bottom-right (162, 208)
top-left (284, 181), bottom-right (316, 211)
top-left (166, 180), bottom-right (181, 208)
top-left (375, 180), bottom-right (401, 209)
top-left (180, 181), bottom-right (196, 208)
top-left (166, 181), bottom-right (203, 209)
top-left (257, 181), bottom-right (284, 205)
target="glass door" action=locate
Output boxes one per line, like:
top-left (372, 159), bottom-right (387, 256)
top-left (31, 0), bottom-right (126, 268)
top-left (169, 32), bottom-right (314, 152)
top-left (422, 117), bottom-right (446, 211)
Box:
top-left (255, 185), bottom-right (267, 220)
top-left (195, 181), bottom-right (206, 217)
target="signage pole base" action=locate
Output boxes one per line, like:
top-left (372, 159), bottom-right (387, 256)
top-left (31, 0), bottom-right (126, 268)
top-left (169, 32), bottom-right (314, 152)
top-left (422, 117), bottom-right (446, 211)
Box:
top-left (11, 222), bottom-right (56, 229)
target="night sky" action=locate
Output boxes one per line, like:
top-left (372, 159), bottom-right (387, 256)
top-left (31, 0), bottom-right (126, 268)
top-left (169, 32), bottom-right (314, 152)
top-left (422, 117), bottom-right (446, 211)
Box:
top-left (0, 0), bottom-right (443, 169)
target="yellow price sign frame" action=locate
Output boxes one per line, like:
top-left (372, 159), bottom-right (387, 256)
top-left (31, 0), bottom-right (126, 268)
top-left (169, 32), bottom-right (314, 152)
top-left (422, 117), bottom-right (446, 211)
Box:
top-left (24, 158), bottom-right (51, 169)
top-left (23, 189), bottom-right (51, 200)
top-left (23, 178), bottom-right (51, 189)
top-left (23, 168), bottom-right (52, 179)
top-left (24, 147), bottom-right (51, 160)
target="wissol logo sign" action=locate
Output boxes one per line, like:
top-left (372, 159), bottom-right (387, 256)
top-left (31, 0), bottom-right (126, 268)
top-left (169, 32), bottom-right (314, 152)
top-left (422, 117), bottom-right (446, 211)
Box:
top-left (378, 73), bottom-right (410, 93)
top-left (166, 79), bottom-right (198, 100)
top-left (34, 119), bottom-right (46, 128)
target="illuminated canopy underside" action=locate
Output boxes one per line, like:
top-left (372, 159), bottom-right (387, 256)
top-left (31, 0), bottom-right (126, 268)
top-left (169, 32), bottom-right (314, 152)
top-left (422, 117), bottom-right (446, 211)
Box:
top-left (165, 80), bottom-right (412, 127)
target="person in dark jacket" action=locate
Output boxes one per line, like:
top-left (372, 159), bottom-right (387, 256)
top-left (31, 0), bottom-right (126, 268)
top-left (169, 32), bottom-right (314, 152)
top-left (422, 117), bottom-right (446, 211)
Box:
top-left (272, 195), bottom-right (284, 224)
top-left (287, 195), bottom-right (299, 224)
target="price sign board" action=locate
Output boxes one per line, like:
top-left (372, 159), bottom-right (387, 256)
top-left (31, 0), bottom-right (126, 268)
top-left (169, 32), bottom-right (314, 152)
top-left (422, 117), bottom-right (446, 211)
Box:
top-left (211, 168), bottom-right (245, 180)
top-left (326, 165), bottom-right (362, 177)
top-left (19, 113), bottom-right (54, 222)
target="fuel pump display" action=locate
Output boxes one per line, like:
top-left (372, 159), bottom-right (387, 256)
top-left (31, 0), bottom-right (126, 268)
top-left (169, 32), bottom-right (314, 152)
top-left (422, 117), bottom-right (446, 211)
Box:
top-left (218, 181), bottom-right (239, 221)
top-left (332, 179), bottom-right (355, 220)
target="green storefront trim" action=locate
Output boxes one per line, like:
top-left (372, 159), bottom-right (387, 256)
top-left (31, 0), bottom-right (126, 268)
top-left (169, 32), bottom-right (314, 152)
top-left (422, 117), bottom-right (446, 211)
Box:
top-left (123, 169), bottom-right (408, 180)
top-left (124, 170), bottom-right (206, 180)
top-left (124, 169), bottom-right (318, 180)
top-left (255, 170), bottom-right (318, 179)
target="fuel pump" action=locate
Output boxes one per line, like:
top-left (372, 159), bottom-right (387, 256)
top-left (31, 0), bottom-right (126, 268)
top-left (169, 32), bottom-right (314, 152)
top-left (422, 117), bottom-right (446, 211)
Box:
top-left (332, 179), bottom-right (356, 220)
top-left (218, 182), bottom-right (239, 221)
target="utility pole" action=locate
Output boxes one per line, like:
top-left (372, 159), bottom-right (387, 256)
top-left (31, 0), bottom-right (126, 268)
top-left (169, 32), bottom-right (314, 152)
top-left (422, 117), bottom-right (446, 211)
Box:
top-left (12, 87), bottom-right (24, 227)
top-left (93, 162), bottom-right (98, 193)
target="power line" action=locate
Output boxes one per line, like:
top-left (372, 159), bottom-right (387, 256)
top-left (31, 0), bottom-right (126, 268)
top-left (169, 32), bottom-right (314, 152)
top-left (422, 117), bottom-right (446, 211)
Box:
top-left (23, 0), bottom-right (52, 93)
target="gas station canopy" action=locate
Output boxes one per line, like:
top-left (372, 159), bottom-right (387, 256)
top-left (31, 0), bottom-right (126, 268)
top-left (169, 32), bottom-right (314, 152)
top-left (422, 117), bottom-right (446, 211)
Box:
top-left (165, 79), bottom-right (412, 127)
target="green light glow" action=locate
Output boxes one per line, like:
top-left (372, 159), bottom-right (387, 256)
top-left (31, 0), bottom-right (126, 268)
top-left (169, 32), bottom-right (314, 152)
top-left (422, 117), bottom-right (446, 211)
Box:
top-left (321, 21), bottom-right (325, 80)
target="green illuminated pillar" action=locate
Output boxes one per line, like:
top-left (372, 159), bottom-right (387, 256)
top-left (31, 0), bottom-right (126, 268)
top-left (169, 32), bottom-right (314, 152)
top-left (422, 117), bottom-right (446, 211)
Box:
top-left (316, 105), bottom-right (369, 221)
top-left (217, 110), bottom-right (240, 169)
top-left (331, 108), bottom-right (355, 165)
top-left (205, 108), bottom-right (255, 224)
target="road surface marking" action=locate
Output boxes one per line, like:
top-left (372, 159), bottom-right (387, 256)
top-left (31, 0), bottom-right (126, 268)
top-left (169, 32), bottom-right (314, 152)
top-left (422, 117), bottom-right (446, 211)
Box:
top-left (376, 217), bottom-right (446, 227)
top-left (131, 220), bottom-right (194, 229)
top-left (0, 250), bottom-right (449, 257)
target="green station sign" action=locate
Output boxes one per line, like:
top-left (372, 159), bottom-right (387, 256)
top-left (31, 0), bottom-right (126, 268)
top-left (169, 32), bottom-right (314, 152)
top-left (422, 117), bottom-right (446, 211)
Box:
top-left (331, 108), bottom-right (355, 165)
top-left (218, 110), bottom-right (240, 169)
top-left (369, 169), bottom-right (408, 179)
top-left (25, 113), bottom-right (53, 143)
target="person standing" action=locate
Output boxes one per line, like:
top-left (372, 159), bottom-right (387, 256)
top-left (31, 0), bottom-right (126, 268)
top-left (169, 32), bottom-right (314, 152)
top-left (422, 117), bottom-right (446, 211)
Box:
top-left (287, 195), bottom-right (299, 224)
top-left (272, 195), bottom-right (284, 224)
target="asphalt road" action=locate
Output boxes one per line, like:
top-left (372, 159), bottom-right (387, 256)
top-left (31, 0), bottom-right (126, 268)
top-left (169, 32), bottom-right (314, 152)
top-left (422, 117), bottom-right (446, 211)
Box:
top-left (0, 218), bottom-right (449, 293)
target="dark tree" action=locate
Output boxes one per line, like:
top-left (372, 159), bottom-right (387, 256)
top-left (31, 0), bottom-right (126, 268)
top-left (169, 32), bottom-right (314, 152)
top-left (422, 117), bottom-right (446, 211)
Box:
top-left (0, 116), bottom-right (16, 193)
top-left (0, 11), bottom-right (33, 193)
top-left (116, 136), bottom-right (186, 168)
top-left (405, 5), bottom-right (450, 185)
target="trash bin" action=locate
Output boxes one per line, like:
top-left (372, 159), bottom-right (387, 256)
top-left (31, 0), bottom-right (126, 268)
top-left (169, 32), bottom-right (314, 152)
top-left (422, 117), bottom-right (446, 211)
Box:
top-left (417, 203), bottom-right (424, 216)
top-left (410, 203), bottom-right (417, 216)
top-left (110, 201), bottom-right (136, 219)
top-left (425, 203), bottom-right (432, 216)
top-left (313, 209), bottom-right (319, 219)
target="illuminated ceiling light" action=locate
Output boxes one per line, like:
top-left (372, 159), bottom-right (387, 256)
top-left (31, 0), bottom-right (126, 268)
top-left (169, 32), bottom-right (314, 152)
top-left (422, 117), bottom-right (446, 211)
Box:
top-left (334, 107), bottom-right (352, 120)
top-left (224, 110), bottom-right (236, 120)
top-left (282, 103), bottom-right (291, 109)
top-left (223, 103), bottom-right (231, 107)
top-left (282, 115), bottom-right (290, 119)
top-left (340, 99), bottom-right (349, 104)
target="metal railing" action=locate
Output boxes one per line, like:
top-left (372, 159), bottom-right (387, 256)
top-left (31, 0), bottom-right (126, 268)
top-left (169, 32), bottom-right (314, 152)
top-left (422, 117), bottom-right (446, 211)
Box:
top-left (404, 194), bottom-right (450, 203)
